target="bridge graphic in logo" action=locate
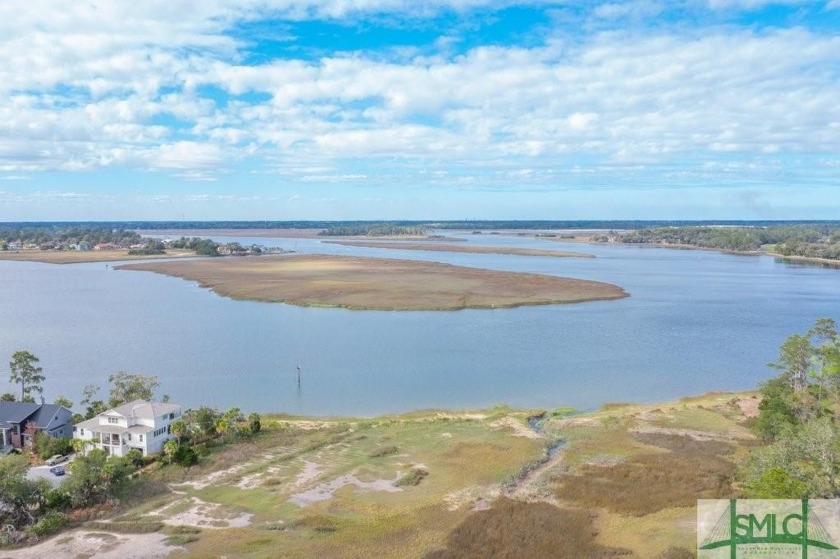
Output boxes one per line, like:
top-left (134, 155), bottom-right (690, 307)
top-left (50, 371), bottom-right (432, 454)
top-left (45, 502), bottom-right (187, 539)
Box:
top-left (698, 499), bottom-right (840, 558)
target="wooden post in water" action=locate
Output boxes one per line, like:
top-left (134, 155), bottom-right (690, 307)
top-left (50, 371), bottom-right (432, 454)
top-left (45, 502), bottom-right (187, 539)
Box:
top-left (296, 366), bottom-right (301, 389)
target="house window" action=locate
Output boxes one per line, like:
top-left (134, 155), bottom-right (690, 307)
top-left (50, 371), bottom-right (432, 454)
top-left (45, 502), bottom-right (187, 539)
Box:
top-left (79, 428), bottom-right (84, 436)
top-left (108, 417), bottom-right (118, 424)
top-left (139, 435), bottom-right (143, 442)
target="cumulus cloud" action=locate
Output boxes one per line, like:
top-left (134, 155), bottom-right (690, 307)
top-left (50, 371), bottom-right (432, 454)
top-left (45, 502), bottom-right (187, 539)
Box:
top-left (0, 0), bottom-right (838, 194)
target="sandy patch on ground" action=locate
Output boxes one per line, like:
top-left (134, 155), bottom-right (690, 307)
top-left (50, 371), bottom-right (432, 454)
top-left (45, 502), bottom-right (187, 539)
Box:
top-left (443, 485), bottom-right (502, 512)
top-left (0, 531), bottom-right (178, 559)
top-left (148, 496), bottom-right (252, 529)
top-left (630, 426), bottom-right (751, 441)
top-left (289, 473), bottom-right (404, 507)
top-left (293, 460), bottom-right (324, 488)
top-left (118, 254), bottom-right (628, 311)
top-left (174, 464), bottom-right (246, 490)
top-left (434, 413), bottom-right (487, 420)
top-left (490, 417), bottom-right (544, 439)
top-left (236, 465), bottom-right (286, 490)
top-left (733, 397), bottom-right (760, 418)
top-left (546, 417), bottom-right (599, 429)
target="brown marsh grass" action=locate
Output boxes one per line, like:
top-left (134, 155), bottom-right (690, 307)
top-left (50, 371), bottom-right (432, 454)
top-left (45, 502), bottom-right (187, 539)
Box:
top-left (425, 498), bottom-right (631, 558)
top-left (557, 433), bottom-right (737, 516)
top-left (118, 254), bottom-right (628, 310)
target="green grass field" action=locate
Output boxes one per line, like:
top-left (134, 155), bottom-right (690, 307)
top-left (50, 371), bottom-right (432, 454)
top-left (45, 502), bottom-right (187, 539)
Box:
top-left (27, 393), bottom-right (760, 558)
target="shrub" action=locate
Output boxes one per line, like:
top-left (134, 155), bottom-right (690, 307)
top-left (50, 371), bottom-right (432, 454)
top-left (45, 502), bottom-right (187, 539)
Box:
top-left (368, 445), bottom-right (398, 458)
top-left (85, 520), bottom-right (163, 533)
top-left (28, 512), bottom-right (67, 537)
top-left (165, 534), bottom-right (200, 545)
top-left (394, 468), bottom-right (428, 487)
top-left (44, 488), bottom-right (72, 512)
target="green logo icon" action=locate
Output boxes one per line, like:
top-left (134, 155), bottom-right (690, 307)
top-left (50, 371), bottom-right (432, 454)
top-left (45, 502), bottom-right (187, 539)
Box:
top-left (698, 499), bottom-right (840, 558)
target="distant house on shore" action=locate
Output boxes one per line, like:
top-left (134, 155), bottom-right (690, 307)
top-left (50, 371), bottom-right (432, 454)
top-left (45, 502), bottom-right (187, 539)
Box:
top-left (73, 400), bottom-right (182, 456)
top-left (0, 402), bottom-right (73, 450)
top-left (93, 242), bottom-right (121, 251)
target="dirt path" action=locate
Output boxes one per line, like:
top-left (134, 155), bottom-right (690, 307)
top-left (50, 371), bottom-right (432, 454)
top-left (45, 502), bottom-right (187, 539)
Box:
top-left (0, 531), bottom-right (178, 559)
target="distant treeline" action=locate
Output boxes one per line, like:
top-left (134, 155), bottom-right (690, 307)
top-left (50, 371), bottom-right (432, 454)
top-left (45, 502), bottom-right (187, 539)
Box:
top-left (3, 220), bottom-right (838, 232)
top-left (318, 224), bottom-right (428, 237)
top-left (602, 225), bottom-right (840, 259)
top-left (0, 226), bottom-right (141, 247)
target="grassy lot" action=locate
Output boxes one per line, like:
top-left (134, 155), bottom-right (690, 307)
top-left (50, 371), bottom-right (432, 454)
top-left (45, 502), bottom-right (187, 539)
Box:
top-left (118, 254), bottom-right (628, 310)
top-left (16, 392), bottom-right (761, 558)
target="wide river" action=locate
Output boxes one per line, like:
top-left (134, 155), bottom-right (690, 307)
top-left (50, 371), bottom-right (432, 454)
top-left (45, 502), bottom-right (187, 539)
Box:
top-left (0, 233), bottom-right (837, 416)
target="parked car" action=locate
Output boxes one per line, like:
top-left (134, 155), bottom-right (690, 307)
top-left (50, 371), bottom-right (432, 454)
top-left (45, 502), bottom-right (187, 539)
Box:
top-left (45, 454), bottom-right (66, 465)
top-left (49, 466), bottom-right (65, 476)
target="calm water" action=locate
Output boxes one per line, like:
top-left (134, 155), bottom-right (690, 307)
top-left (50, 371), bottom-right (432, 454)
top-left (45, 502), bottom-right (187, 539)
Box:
top-left (0, 234), bottom-right (837, 416)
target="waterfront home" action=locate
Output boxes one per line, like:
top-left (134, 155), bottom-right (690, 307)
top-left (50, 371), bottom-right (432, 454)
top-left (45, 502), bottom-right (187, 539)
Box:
top-left (0, 402), bottom-right (73, 451)
top-left (73, 400), bottom-right (182, 456)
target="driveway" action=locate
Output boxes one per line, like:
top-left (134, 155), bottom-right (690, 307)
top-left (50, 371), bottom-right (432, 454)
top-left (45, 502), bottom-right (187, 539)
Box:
top-left (26, 456), bottom-right (73, 489)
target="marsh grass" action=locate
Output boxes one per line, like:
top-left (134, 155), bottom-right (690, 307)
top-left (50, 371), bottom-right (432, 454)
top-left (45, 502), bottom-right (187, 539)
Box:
top-left (425, 498), bottom-right (631, 558)
top-left (368, 445), bottom-right (398, 458)
top-left (557, 433), bottom-right (736, 515)
top-left (84, 520), bottom-right (163, 533)
top-left (394, 468), bottom-right (428, 487)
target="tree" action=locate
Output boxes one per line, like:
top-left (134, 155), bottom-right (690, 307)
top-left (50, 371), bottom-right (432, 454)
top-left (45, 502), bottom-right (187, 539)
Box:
top-left (53, 395), bottom-right (73, 410)
top-left (0, 392), bottom-right (15, 402)
top-left (107, 372), bottom-right (160, 407)
top-left (743, 418), bottom-right (840, 498)
top-left (170, 419), bottom-right (187, 443)
top-left (770, 334), bottom-right (812, 394)
top-left (80, 384), bottom-right (106, 419)
top-left (9, 350), bottom-right (45, 402)
top-left (187, 406), bottom-right (220, 439)
top-left (63, 449), bottom-right (132, 507)
top-left (0, 455), bottom-right (50, 529)
top-left (248, 413), bottom-right (261, 434)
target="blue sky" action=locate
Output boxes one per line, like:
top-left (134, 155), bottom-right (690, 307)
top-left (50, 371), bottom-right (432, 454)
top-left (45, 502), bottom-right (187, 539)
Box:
top-left (0, 0), bottom-right (839, 220)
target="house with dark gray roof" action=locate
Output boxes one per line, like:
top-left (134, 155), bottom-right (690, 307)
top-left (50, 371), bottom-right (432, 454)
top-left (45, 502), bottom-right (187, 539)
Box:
top-left (0, 402), bottom-right (73, 450)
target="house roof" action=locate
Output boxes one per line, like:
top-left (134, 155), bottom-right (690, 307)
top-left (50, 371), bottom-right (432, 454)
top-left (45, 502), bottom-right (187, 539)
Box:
top-left (110, 400), bottom-right (180, 420)
top-left (30, 404), bottom-right (70, 431)
top-left (0, 402), bottom-right (40, 429)
top-left (0, 402), bottom-right (70, 430)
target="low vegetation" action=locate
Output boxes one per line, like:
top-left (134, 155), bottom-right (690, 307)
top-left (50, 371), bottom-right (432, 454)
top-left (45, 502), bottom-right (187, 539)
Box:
top-left (318, 224), bottom-right (428, 237)
top-left (118, 254), bottom-right (628, 311)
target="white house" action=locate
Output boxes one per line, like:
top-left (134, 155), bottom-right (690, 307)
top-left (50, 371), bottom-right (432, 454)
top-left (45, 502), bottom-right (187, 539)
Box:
top-left (73, 400), bottom-right (182, 457)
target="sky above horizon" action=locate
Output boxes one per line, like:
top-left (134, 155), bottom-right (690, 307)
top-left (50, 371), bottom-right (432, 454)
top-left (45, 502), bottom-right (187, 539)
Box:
top-left (1, 1), bottom-right (839, 221)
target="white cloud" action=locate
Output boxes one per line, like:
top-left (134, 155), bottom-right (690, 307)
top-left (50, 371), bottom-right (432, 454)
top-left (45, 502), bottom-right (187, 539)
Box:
top-left (0, 1), bottom-right (838, 193)
top-left (706, 0), bottom-right (808, 9)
